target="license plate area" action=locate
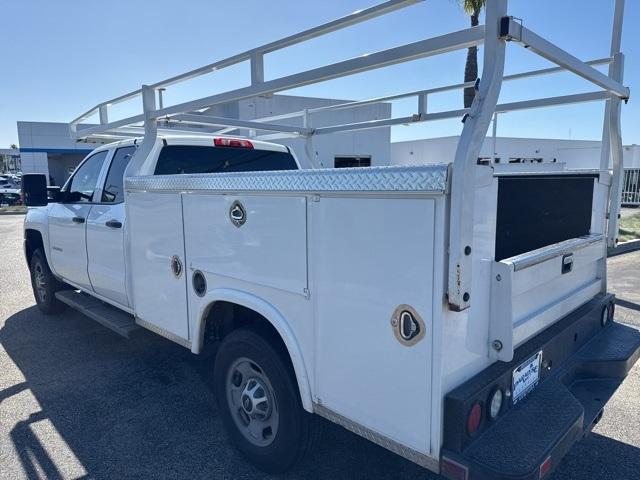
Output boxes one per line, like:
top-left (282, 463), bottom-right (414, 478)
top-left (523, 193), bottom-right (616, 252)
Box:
top-left (512, 350), bottom-right (542, 404)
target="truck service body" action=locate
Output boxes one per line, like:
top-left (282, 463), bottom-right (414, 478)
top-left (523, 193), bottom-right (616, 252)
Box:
top-left (21, 1), bottom-right (640, 478)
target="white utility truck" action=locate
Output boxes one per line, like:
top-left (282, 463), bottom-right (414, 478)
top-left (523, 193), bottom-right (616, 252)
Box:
top-left (21, 1), bottom-right (640, 478)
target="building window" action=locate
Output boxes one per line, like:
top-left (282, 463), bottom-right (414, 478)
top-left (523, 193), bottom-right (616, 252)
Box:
top-left (334, 156), bottom-right (372, 168)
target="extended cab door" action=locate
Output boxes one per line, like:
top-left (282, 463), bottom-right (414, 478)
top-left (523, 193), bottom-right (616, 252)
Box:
top-left (86, 146), bottom-right (135, 307)
top-left (48, 150), bottom-right (110, 290)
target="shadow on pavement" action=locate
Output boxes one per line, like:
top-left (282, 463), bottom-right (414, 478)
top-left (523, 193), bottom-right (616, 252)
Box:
top-left (0, 305), bottom-right (430, 480)
top-left (550, 432), bottom-right (640, 480)
top-left (3, 306), bottom-right (638, 480)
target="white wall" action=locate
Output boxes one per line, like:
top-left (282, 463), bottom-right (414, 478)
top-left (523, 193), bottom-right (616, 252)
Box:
top-left (391, 136), bottom-right (640, 169)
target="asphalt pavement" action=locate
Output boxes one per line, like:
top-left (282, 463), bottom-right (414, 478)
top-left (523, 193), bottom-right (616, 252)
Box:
top-left (1, 214), bottom-right (639, 480)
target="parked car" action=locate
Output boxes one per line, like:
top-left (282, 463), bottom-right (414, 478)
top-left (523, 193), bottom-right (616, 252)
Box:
top-left (0, 192), bottom-right (22, 206)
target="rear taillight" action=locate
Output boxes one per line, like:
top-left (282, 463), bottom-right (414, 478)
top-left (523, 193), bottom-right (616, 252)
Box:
top-left (467, 402), bottom-right (482, 435)
top-left (213, 137), bottom-right (253, 149)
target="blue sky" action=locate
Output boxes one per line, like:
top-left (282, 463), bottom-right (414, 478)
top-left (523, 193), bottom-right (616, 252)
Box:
top-left (1, 0), bottom-right (638, 147)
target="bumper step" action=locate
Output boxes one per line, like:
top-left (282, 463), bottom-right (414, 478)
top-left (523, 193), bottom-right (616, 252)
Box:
top-left (464, 378), bottom-right (583, 478)
top-left (55, 290), bottom-right (140, 338)
top-left (442, 294), bottom-right (640, 480)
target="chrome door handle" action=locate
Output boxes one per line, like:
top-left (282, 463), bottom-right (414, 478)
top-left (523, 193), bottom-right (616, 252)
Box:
top-left (105, 220), bottom-right (122, 229)
top-left (72, 216), bottom-right (85, 224)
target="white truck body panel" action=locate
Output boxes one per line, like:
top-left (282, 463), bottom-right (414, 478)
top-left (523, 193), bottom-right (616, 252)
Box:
top-left (313, 195), bottom-right (436, 454)
top-left (127, 192), bottom-right (189, 340)
top-left (122, 163), bottom-right (449, 463)
top-left (182, 194), bottom-right (309, 297)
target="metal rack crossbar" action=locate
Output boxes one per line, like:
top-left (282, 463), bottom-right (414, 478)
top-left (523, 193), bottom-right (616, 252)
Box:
top-left (69, 0), bottom-right (629, 312)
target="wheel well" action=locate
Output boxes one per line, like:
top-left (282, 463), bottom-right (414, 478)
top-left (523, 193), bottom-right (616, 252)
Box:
top-left (202, 301), bottom-right (293, 370)
top-left (25, 229), bottom-right (44, 266)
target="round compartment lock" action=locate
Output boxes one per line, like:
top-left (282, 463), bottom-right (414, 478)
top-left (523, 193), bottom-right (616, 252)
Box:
top-left (229, 200), bottom-right (247, 228)
top-left (391, 305), bottom-right (426, 346)
top-left (170, 255), bottom-right (183, 278)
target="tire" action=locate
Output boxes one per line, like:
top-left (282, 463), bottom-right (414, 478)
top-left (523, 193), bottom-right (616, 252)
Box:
top-left (213, 326), bottom-right (318, 473)
top-left (30, 248), bottom-right (67, 315)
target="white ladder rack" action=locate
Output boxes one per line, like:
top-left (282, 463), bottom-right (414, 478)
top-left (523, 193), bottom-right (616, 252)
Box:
top-left (69, 0), bottom-right (629, 312)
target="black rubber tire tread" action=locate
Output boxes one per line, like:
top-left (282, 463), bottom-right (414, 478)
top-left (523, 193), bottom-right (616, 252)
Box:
top-left (213, 325), bottom-right (319, 473)
top-left (29, 248), bottom-right (67, 315)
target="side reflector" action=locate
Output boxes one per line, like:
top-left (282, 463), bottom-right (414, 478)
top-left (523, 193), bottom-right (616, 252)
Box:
top-left (214, 137), bottom-right (254, 149)
top-left (539, 456), bottom-right (552, 478)
top-left (441, 456), bottom-right (469, 480)
top-left (467, 402), bottom-right (482, 435)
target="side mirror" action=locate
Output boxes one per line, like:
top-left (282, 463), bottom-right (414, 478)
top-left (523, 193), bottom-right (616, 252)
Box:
top-left (22, 174), bottom-right (48, 207)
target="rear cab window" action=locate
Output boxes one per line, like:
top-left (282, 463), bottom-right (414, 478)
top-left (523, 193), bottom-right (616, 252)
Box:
top-left (154, 145), bottom-right (298, 175)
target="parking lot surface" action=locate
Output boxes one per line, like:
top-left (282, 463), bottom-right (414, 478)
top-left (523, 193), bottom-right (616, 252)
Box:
top-left (1, 214), bottom-right (639, 480)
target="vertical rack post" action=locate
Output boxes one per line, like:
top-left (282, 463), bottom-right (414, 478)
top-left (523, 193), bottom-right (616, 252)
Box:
top-left (492, 112), bottom-right (498, 161)
top-left (124, 85), bottom-right (158, 178)
top-left (607, 52), bottom-right (625, 248)
top-left (251, 52), bottom-right (265, 85)
top-left (447, 0), bottom-right (508, 311)
top-left (418, 93), bottom-right (428, 116)
top-left (604, 0), bottom-right (626, 248)
top-left (99, 105), bottom-right (109, 125)
top-left (303, 109), bottom-right (320, 169)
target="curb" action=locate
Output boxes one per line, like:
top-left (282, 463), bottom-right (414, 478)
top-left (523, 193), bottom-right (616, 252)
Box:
top-left (608, 239), bottom-right (640, 257)
top-left (0, 212), bottom-right (26, 216)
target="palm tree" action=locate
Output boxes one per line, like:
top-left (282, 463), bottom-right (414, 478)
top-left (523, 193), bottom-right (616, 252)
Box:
top-left (458, 0), bottom-right (486, 108)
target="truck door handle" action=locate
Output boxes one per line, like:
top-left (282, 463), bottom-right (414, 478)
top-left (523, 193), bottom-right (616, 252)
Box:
top-left (105, 220), bottom-right (122, 229)
top-left (72, 216), bottom-right (85, 224)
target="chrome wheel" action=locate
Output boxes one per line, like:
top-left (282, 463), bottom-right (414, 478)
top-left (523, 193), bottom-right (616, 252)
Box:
top-left (226, 357), bottom-right (279, 447)
top-left (34, 262), bottom-right (47, 303)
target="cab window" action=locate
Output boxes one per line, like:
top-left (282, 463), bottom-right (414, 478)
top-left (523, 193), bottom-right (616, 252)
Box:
top-left (66, 150), bottom-right (109, 202)
top-left (102, 146), bottom-right (136, 203)
top-left (154, 145), bottom-right (298, 175)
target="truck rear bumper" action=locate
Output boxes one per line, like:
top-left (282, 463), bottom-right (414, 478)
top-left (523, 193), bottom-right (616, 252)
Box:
top-left (440, 294), bottom-right (640, 480)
